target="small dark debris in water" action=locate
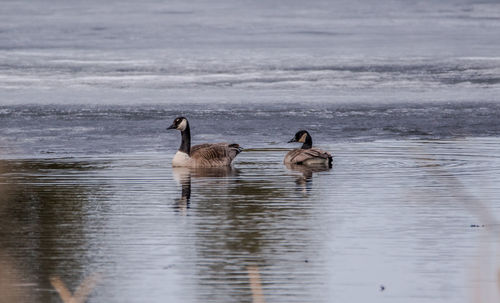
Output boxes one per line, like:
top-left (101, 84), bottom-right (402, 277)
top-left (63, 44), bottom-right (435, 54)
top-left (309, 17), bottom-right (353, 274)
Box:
top-left (380, 285), bottom-right (385, 292)
top-left (470, 224), bottom-right (485, 228)
top-left (163, 264), bottom-right (174, 270)
top-left (304, 259), bottom-right (309, 263)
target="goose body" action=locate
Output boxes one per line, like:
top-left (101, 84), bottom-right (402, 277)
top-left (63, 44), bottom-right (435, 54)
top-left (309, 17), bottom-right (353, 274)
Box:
top-left (284, 130), bottom-right (332, 168)
top-left (168, 117), bottom-right (242, 168)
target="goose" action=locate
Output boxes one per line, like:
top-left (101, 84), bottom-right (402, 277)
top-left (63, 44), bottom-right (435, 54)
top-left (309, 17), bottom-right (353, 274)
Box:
top-left (284, 130), bottom-right (332, 168)
top-left (167, 117), bottom-right (242, 167)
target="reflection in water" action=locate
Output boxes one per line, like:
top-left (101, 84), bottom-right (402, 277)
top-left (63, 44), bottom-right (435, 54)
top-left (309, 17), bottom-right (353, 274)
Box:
top-left (185, 153), bottom-right (323, 303)
top-left (247, 266), bottom-right (265, 303)
top-left (50, 272), bottom-right (102, 303)
top-left (0, 160), bottom-right (107, 303)
top-left (412, 146), bottom-right (500, 302)
top-left (172, 165), bottom-right (288, 302)
top-left (0, 252), bottom-right (34, 303)
top-left (0, 162), bottom-right (34, 303)
top-left (172, 166), bottom-right (239, 212)
top-left (285, 163), bottom-right (331, 195)
top-left (1, 138), bottom-right (499, 302)
top-left (172, 167), bottom-right (191, 212)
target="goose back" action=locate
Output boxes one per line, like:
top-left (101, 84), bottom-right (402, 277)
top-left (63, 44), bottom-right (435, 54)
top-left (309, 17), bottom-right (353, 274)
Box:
top-left (284, 147), bottom-right (332, 167)
top-left (190, 143), bottom-right (242, 167)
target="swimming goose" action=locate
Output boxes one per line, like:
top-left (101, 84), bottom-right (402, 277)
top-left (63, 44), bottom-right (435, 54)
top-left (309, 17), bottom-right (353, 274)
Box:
top-left (284, 130), bottom-right (332, 167)
top-left (167, 117), bottom-right (242, 168)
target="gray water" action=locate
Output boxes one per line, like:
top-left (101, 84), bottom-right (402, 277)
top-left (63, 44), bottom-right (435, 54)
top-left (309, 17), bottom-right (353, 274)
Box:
top-left (1, 0), bottom-right (500, 106)
top-left (1, 106), bottom-right (500, 303)
top-left (1, 0), bottom-right (500, 302)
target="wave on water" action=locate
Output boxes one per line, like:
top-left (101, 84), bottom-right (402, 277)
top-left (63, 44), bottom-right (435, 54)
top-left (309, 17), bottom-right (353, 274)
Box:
top-left (1, 102), bottom-right (500, 158)
top-left (1, 55), bottom-right (500, 90)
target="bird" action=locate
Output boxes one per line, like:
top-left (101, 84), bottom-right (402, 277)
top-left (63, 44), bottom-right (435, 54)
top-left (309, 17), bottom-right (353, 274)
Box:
top-left (167, 117), bottom-right (242, 167)
top-left (284, 130), bottom-right (332, 167)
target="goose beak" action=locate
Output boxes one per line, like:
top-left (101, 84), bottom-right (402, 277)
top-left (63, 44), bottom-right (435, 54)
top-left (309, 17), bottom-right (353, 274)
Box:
top-left (167, 124), bottom-right (176, 130)
top-left (288, 138), bottom-right (296, 143)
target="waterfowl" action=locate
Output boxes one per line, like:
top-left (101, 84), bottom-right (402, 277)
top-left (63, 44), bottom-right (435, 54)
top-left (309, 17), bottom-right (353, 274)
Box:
top-left (284, 130), bottom-right (332, 167)
top-left (167, 117), bottom-right (242, 168)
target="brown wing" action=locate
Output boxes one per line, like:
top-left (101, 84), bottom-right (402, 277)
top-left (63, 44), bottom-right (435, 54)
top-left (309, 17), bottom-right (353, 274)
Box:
top-left (190, 143), bottom-right (241, 167)
top-left (284, 148), bottom-right (332, 165)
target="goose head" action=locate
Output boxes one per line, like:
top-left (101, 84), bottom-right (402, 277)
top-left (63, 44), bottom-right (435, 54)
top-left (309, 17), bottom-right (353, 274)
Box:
top-left (167, 117), bottom-right (188, 131)
top-left (288, 130), bottom-right (311, 143)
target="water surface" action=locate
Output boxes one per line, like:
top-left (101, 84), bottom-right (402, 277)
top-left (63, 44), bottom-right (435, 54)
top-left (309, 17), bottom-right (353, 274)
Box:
top-left (1, 107), bottom-right (500, 302)
top-left (2, 0), bottom-right (500, 302)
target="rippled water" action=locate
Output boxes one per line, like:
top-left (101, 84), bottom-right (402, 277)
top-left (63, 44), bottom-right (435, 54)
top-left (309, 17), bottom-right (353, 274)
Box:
top-left (1, 102), bottom-right (500, 157)
top-left (2, 0), bottom-right (500, 302)
top-left (1, 108), bottom-right (500, 302)
top-left (2, 0), bottom-right (500, 106)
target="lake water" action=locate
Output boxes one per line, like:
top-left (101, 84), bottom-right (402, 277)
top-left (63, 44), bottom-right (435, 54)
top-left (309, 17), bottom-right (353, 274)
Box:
top-left (1, 105), bottom-right (500, 303)
top-left (1, 0), bottom-right (500, 302)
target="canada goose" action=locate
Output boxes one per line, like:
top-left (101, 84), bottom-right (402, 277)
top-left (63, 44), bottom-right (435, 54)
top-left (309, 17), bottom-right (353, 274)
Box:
top-left (167, 117), bottom-right (242, 167)
top-left (284, 130), bottom-right (332, 167)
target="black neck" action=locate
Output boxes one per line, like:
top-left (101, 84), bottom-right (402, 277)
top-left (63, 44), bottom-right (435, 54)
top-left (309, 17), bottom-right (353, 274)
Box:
top-left (301, 134), bottom-right (312, 149)
top-left (179, 122), bottom-right (191, 155)
top-left (181, 176), bottom-right (191, 202)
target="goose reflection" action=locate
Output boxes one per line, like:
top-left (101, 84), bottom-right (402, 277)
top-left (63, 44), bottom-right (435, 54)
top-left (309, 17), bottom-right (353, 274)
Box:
top-left (285, 163), bottom-right (331, 194)
top-left (172, 166), bottom-right (239, 211)
top-left (187, 163), bottom-right (315, 302)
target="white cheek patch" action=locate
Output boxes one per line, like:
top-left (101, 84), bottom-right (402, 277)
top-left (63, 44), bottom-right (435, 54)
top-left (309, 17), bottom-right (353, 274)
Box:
top-left (177, 119), bottom-right (187, 131)
top-left (299, 133), bottom-right (307, 143)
